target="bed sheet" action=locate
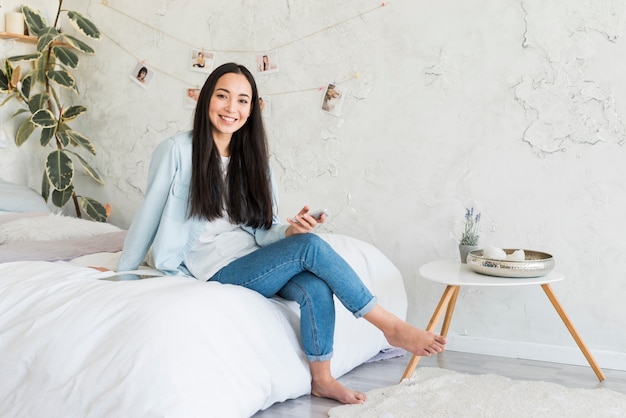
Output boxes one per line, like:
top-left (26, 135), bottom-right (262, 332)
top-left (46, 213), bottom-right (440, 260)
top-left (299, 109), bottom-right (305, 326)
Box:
top-left (0, 233), bottom-right (407, 417)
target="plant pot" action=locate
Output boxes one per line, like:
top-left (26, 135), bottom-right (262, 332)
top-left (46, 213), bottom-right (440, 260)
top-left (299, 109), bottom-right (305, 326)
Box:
top-left (459, 244), bottom-right (478, 264)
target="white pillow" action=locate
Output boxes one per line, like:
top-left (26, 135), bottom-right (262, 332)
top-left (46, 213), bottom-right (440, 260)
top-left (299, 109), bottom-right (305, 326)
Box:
top-left (0, 179), bottom-right (50, 213)
top-left (0, 213), bottom-right (121, 244)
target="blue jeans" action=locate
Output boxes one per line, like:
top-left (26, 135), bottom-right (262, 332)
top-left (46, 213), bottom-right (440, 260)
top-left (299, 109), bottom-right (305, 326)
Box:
top-left (210, 234), bottom-right (377, 362)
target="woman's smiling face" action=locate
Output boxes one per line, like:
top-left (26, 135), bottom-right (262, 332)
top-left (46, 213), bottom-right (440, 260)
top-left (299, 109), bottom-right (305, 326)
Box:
top-left (208, 72), bottom-right (253, 141)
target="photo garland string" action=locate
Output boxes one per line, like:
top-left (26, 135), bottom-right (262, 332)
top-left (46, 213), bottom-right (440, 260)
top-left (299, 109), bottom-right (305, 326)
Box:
top-left (99, 0), bottom-right (389, 115)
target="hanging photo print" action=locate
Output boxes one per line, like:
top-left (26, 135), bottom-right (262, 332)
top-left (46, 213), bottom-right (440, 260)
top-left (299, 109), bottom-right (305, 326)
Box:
top-left (184, 87), bottom-right (201, 109)
top-left (321, 83), bottom-right (345, 116)
top-left (259, 96), bottom-right (272, 118)
top-left (130, 62), bottom-right (155, 89)
top-left (189, 49), bottom-right (215, 73)
top-left (255, 51), bottom-right (280, 74)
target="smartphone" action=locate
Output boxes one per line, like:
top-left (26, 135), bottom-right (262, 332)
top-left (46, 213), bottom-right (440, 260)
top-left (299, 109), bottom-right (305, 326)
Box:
top-left (290, 209), bottom-right (329, 224)
top-left (309, 209), bottom-right (330, 220)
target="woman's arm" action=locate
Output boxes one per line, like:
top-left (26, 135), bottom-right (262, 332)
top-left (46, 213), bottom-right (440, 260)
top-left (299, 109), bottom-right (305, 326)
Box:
top-left (117, 138), bottom-right (180, 271)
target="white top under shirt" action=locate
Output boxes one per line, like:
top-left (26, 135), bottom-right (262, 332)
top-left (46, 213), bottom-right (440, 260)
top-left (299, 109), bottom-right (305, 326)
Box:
top-left (183, 156), bottom-right (260, 280)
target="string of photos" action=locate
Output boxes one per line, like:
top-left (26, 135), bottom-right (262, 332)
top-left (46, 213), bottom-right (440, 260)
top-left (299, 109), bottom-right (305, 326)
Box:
top-left (99, 0), bottom-right (389, 117)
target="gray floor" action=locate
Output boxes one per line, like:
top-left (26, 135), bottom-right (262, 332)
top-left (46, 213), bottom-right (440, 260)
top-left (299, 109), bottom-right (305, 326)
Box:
top-left (253, 350), bottom-right (626, 417)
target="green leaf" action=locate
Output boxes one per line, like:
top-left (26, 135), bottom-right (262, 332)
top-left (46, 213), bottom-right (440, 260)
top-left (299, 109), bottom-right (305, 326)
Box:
top-left (56, 122), bottom-right (70, 147)
top-left (22, 6), bottom-right (47, 36)
top-left (52, 46), bottom-right (79, 69)
top-left (33, 53), bottom-right (51, 83)
top-left (31, 108), bottom-right (57, 128)
top-left (16, 119), bottom-right (37, 146)
top-left (65, 130), bottom-right (96, 155)
top-left (56, 131), bottom-right (70, 147)
top-left (4, 60), bottom-right (12, 78)
top-left (40, 126), bottom-right (55, 146)
top-left (7, 54), bottom-right (41, 62)
top-left (1, 92), bottom-right (19, 107)
top-left (78, 196), bottom-right (108, 222)
top-left (0, 70), bottom-right (9, 92)
top-left (19, 74), bottom-right (32, 99)
top-left (62, 105), bottom-right (87, 121)
top-left (47, 70), bottom-right (75, 89)
top-left (46, 150), bottom-right (74, 191)
top-left (68, 150), bottom-right (104, 184)
top-left (28, 92), bottom-right (50, 114)
top-left (62, 34), bottom-right (95, 54)
top-left (41, 169), bottom-right (50, 202)
top-left (49, 81), bottom-right (62, 109)
top-left (37, 27), bottom-right (61, 52)
top-left (52, 184), bottom-right (74, 207)
top-left (11, 108), bottom-right (29, 118)
top-left (67, 11), bottom-right (101, 40)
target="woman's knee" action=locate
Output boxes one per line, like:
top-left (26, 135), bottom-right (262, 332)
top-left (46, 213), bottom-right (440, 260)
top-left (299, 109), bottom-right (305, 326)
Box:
top-left (289, 233), bottom-right (332, 255)
top-left (281, 274), bottom-right (333, 306)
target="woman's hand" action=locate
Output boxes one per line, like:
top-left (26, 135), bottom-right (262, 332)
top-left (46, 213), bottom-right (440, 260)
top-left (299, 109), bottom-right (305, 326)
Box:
top-left (286, 205), bottom-right (326, 237)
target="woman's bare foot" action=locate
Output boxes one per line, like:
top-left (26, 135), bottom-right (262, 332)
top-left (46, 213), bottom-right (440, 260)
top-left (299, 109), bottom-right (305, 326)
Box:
top-left (311, 376), bottom-right (367, 404)
top-left (309, 360), bottom-right (366, 404)
top-left (364, 305), bottom-right (447, 356)
top-left (384, 320), bottom-right (447, 356)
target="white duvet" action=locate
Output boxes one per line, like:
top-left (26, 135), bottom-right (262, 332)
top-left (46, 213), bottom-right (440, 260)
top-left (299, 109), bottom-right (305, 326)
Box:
top-left (0, 234), bottom-right (407, 418)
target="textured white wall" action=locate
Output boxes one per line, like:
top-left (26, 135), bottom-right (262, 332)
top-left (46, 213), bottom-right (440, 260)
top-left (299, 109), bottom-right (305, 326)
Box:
top-left (1, 0), bottom-right (625, 371)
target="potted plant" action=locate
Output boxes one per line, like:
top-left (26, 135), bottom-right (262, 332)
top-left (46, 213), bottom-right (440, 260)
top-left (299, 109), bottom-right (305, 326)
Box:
top-left (0, 2), bottom-right (108, 221)
top-left (459, 207), bottom-right (481, 263)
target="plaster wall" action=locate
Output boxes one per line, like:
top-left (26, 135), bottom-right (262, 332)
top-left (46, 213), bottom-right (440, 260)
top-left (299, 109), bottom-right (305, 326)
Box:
top-left (1, 0), bottom-right (625, 371)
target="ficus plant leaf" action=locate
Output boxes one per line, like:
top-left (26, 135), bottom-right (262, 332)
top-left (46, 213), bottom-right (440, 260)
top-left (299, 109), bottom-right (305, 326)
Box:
top-left (62, 105), bottom-right (87, 121)
top-left (65, 130), bottom-right (96, 155)
top-left (78, 196), bottom-right (108, 222)
top-left (62, 35), bottom-right (95, 54)
top-left (46, 149), bottom-right (74, 191)
top-left (7, 54), bottom-right (41, 62)
top-left (19, 74), bottom-right (32, 99)
top-left (41, 169), bottom-right (50, 202)
top-left (15, 118), bottom-right (37, 146)
top-left (28, 92), bottom-right (50, 114)
top-left (31, 108), bottom-right (57, 128)
top-left (36, 27), bottom-right (61, 53)
top-left (67, 11), bottom-right (101, 40)
top-left (11, 108), bottom-right (29, 119)
top-left (0, 70), bottom-right (9, 92)
top-left (52, 184), bottom-right (74, 207)
top-left (47, 70), bottom-right (76, 89)
top-left (22, 5), bottom-right (48, 36)
top-left (33, 53), bottom-right (50, 84)
top-left (67, 150), bottom-right (104, 184)
top-left (0, 93), bottom-right (19, 106)
top-left (40, 127), bottom-right (56, 146)
top-left (52, 46), bottom-right (79, 69)
top-left (10, 66), bottom-right (22, 88)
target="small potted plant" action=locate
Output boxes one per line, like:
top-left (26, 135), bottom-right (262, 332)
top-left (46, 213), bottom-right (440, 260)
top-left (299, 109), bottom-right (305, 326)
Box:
top-left (459, 207), bottom-right (481, 263)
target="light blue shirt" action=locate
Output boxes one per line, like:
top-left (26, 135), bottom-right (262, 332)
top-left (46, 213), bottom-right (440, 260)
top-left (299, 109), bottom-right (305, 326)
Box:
top-left (117, 131), bottom-right (288, 276)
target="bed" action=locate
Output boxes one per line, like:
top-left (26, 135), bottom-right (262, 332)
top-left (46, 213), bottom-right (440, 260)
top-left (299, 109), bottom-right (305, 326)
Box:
top-left (0, 180), bottom-right (408, 417)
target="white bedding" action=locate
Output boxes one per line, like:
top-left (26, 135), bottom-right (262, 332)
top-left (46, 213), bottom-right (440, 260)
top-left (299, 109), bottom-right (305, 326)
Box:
top-left (0, 233), bottom-right (407, 418)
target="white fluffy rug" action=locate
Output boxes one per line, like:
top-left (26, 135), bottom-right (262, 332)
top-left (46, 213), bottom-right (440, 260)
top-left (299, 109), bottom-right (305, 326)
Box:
top-left (328, 367), bottom-right (626, 418)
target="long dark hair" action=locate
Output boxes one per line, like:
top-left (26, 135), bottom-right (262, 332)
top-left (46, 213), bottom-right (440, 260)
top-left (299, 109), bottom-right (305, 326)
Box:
top-left (189, 62), bottom-right (273, 229)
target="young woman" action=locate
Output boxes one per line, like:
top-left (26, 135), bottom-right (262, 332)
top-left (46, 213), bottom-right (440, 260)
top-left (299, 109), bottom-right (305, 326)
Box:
top-left (117, 62), bottom-right (447, 404)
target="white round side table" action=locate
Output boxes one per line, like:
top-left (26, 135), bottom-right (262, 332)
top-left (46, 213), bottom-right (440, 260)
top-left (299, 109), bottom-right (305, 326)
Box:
top-left (401, 259), bottom-right (605, 382)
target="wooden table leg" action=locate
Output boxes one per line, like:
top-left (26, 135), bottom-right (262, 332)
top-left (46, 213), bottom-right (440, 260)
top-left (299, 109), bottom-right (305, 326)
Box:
top-left (401, 285), bottom-right (459, 381)
top-left (541, 283), bottom-right (606, 382)
top-left (441, 286), bottom-right (460, 337)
